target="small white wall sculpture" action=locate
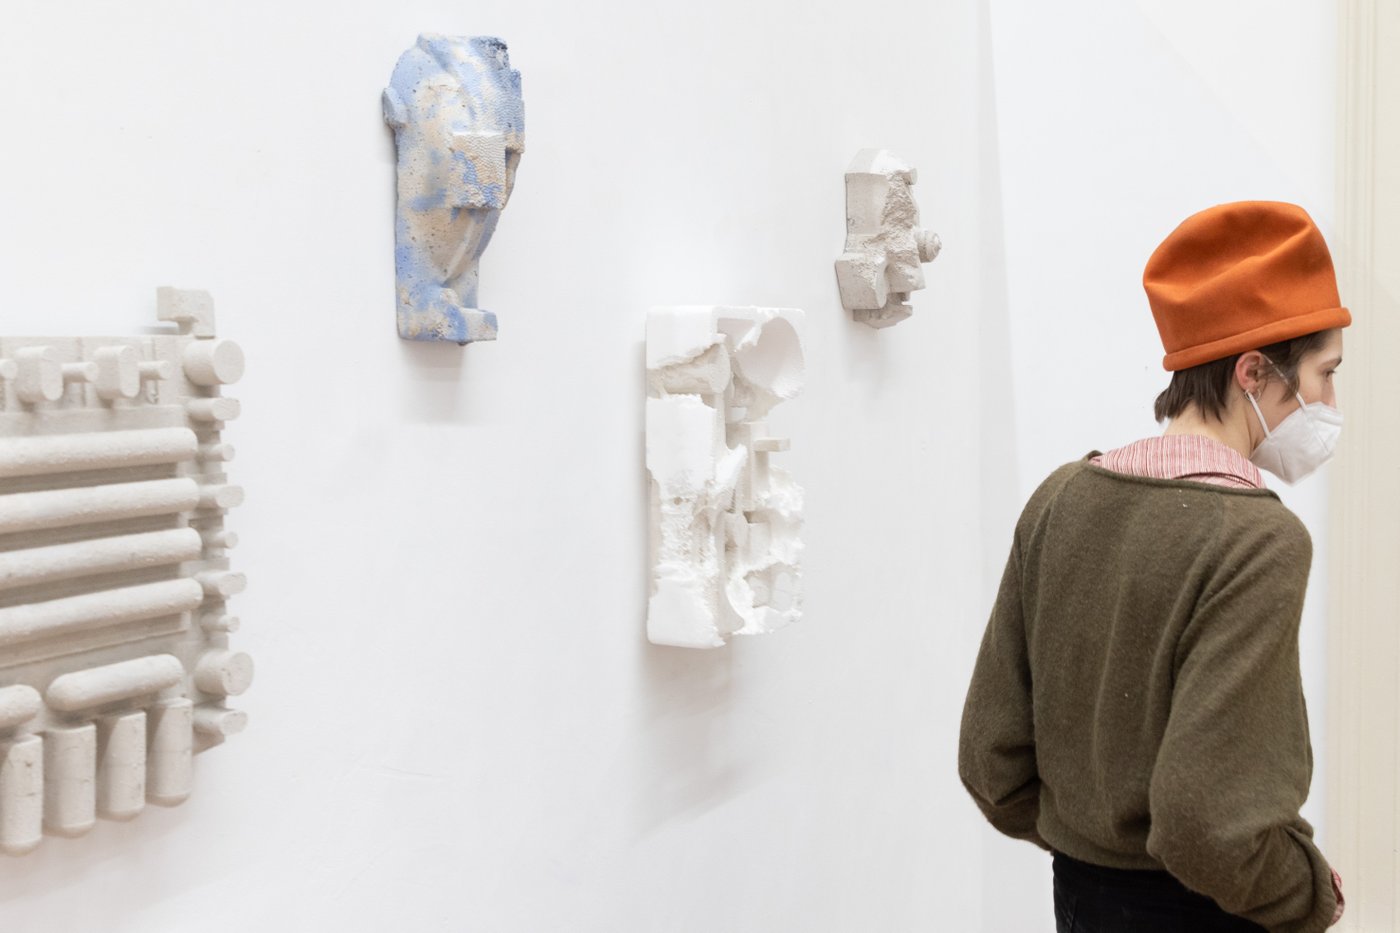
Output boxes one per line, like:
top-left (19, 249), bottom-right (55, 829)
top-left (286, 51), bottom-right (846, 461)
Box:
top-left (834, 149), bottom-right (942, 328)
top-left (0, 288), bottom-right (250, 855)
top-left (646, 307), bottom-right (805, 649)
top-left (384, 34), bottom-right (525, 345)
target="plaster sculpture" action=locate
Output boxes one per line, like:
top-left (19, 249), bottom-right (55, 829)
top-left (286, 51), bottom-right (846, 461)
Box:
top-left (646, 307), bottom-right (805, 649)
top-left (0, 287), bottom-right (251, 855)
top-left (834, 149), bottom-right (942, 328)
top-left (384, 34), bottom-right (525, 345)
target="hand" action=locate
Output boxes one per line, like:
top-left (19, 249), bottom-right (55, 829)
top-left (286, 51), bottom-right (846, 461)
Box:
top-left (1330, 868), bottom-right (1345, 926)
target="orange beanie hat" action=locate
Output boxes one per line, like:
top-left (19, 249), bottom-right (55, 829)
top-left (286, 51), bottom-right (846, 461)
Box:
top-left (1144, 201), bottom-right (1350, 371)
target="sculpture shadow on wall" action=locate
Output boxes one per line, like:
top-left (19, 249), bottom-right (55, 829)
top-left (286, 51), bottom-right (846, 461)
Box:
top-left (0, 809), bottom-right (187, 906)
top-left (634, 626), bottom-right (752, 837)
top-left (631, 339), bottom-right (765, 836)
top-left (396, 341), bottom-right (477, 424)
top-left (837, 310), bottom-right (890, 397)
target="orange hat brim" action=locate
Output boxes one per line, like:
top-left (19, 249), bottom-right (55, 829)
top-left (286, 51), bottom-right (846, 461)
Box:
top-left (1161, 305), bottom-right (1352, 371)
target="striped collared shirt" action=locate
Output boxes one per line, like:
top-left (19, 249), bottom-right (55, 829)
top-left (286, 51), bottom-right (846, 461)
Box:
top-left (1091, 434), bottom-right (1264, 489)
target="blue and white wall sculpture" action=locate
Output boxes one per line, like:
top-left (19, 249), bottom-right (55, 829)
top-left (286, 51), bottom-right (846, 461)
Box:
top-left (384, 34), bottom-right (525, 344)
top-left (834, 149), bottom-right (942, 329)
top-left (0, 288), bottom-right (250, 855)
top-left (645, 307), bottom-right (806, 649)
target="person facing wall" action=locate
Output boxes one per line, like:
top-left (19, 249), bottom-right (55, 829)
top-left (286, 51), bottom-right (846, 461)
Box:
top-left (959, 201), bottom-right (1349, 933)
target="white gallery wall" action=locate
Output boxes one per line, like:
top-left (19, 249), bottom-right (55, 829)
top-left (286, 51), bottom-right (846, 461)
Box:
top-left (0, 1), bottom-right (1337, 931)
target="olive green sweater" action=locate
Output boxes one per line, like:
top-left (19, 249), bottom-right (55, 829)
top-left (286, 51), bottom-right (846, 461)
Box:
top-left (959, 458), bottom-right (1336, 933)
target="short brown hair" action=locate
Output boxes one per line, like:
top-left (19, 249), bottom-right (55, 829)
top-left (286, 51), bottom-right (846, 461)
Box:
top-left (1153, 330), bottom-right (1330, 423)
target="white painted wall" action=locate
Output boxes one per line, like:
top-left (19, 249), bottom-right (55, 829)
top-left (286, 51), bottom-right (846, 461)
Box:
top-left (0, 1), bottom-right (1337, 930)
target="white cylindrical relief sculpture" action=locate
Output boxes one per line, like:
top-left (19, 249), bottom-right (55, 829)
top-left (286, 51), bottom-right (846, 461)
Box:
top-left (0, 579), bottom-right (206, 647)
top-left (0, 529), bottom-right (203, 593)
top-left (96, 711), bottom-right (146, 821)
top-left (13, 347), bottom-right (62, 404)
top-left (193, 650), bottom-right (254, 698)
top-left (0, 287), bottom-right (251, 854)
top-left (384, 34), bottom-right (526, 345)
top-left (645, 307), bottom-right (806, 648)
top-left (93, 345), bottom-right (141, 400)
top-left (193, 706), bottom-right (247, 740)
top-left (42, 724), bottom-right (96, 837)
top-left (0, 736), bottom-right (43, 855)
top-left (835, 149), bottom-right (942, 328)
top-left (0, 427), bottom-right (197, 479)
top-left (0, 478), bottom-right (202, 535)
top-left (147, 699), bottom-right (194, 807)
top-left (0, 686), bottom-right (41, 730)
top-left (182, 339), bottom-right (245, 387)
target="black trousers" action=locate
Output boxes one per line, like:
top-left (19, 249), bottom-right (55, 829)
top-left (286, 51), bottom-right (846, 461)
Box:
top-left (1052, 851), bottom-right (1267, 932)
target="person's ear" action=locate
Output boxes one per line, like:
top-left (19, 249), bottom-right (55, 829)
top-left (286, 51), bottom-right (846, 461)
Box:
top-left (1234, 351), bottom-right (1265, 397)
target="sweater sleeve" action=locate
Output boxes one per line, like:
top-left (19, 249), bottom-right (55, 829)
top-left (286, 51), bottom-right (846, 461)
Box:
top-left (959, 533), bottom-right (1050, 851)
top-left (1145, 506), bottom-right (1335, 933)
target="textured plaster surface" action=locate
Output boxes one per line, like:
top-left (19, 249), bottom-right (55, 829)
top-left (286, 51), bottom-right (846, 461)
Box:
top-left (0, 288), bottom-right (250, 855)
top-left (645, 307), bottom-right (805, 648)
top-left (384, 34), bottom-right (525, 345)
top-left (834, 149), bottom-right (942, 328)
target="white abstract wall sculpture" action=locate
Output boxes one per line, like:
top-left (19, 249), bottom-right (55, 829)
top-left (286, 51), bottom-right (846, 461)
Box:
top-left (834, 149), bottom-right (942, 328)
top-left (384, 34), bottom-right (525, 345)
top-left (0, 288), bottom-right (250, 855)
top-left (646, 307), bottom-right (805, 649)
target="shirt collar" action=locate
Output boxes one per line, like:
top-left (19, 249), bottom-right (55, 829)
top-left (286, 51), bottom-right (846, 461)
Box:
top-left (1095, 434), bottom-right (1264, 490)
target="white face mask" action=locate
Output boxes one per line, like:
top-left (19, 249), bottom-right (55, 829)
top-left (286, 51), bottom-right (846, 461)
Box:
top-left (1246, 367), bottom-right (1342, 484)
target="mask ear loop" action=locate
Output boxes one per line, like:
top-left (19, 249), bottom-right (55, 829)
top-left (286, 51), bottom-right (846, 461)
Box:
top-left (1246, 390), bottom-right (1272, 438)
top-left (1246, 355), bottom-right (1274, 439)
top-left (1291, 389), bottom-right (1329, 448)
top-left (1263, 352), bottom-right (1324, 442)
